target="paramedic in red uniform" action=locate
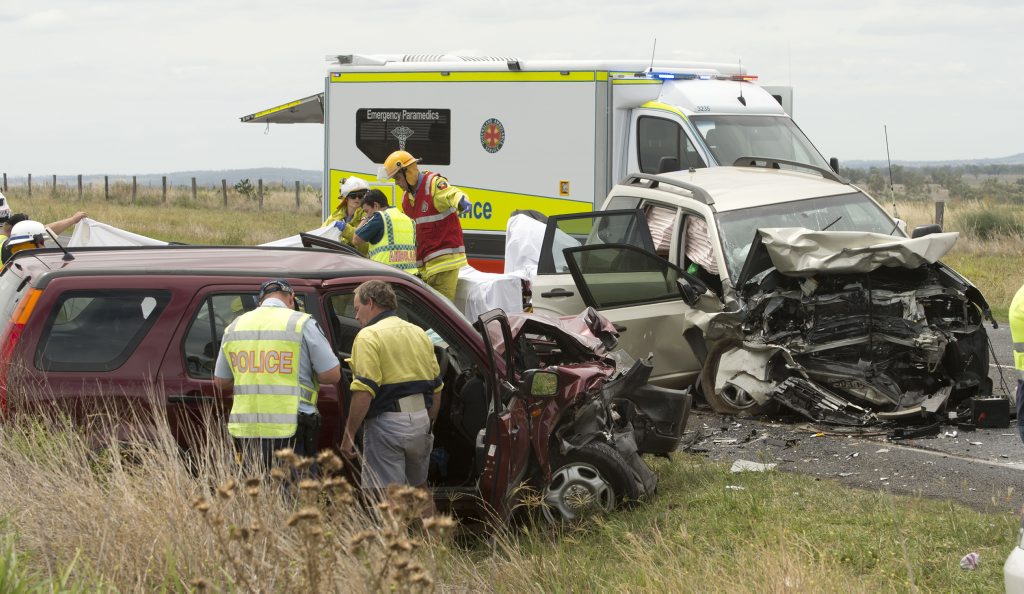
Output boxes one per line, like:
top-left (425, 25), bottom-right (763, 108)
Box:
top-left (379, 150), bottom-right (471, 302)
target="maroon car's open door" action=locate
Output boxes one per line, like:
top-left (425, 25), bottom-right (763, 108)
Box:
top-left (475, 309), bottom-right (532, 519)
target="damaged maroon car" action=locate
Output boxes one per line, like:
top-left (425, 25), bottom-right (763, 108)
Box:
top-left (0, 245), bottom-right (691, 522)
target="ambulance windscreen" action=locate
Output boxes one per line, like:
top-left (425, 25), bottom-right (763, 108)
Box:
top-left (691, 115), bottom-right (829, 172)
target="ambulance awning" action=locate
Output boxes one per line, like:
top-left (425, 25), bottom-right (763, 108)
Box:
top-left (240, 93), bottom-right (324, 124)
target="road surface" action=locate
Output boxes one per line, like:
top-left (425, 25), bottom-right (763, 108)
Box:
top-left (684, 321), bottom-right (1022, 512)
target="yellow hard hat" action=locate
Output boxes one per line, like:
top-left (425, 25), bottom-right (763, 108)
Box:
top-left (378, 150), bottom-right (420, 185)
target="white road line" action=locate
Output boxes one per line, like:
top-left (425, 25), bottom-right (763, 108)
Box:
top-left (991, 363), bottom-right (1016, 370)
top-left (855, 437), bottom-right (1024, 472)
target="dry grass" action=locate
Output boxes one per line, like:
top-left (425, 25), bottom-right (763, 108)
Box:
top-left (2, 187), bottom-right (324, 245)
top-left (0, 392), bottom-right (1016, 591)
top-left (891, 199), bottom-right (1024, 320)
top-left (0, 386), bottom-right (462, 592)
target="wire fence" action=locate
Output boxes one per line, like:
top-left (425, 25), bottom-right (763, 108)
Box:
top-left (1, 173), bottom-right (324, 213)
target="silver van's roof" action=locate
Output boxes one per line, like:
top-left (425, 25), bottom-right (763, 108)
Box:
top-left (621, 167), bottom-right (856, 213)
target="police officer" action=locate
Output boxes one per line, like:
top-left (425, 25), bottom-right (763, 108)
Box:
top-left (341, 280), bottom-right (442, 491)
top-left (1011, 281), bottom-right (1024, 444)
top-left (378, 150), bottom-right (470, 301)
top-left (324, 177), bottom-right (371, 256)
top-left (214, 279), bottom-right (341, 470)
top-left (352, 189), bottom-right (418, 275)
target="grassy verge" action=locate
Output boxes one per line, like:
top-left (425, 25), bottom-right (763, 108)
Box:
top-left (446, 455), bottom-right (1018, 592)
top-left (896, 199), bottom-right (1023, 321)
top-left (0, 404), bottom-right (1015, 591)
top-left (3, 191), bottom-right (323, 246)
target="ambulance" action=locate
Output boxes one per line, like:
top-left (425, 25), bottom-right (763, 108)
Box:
top-left (242, 54), bottom-right (835, 272)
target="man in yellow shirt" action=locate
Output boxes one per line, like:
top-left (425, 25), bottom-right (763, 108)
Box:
top-left (341, 280), bottom-right (442, 491)
top-left (379, 150), bottom-right (470, 301)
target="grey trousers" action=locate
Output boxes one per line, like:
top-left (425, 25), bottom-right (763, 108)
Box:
top-left (362, 409), bottom-right (432, 489)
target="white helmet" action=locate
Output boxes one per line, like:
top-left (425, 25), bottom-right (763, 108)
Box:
top-left (0, 192), bottom-right (10, 223)
top-left (8, 220), bottom-right (47, 247)
top-left (339, 177), bottom-right (370, 198)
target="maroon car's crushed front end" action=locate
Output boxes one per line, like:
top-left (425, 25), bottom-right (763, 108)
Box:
top-left (505, 308), bottom-right (693, 508)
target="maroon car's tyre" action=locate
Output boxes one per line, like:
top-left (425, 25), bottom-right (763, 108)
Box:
top-left (700, 340), bottom-right (778, 417)
top-left (542, 441), bottom-right (640, 522)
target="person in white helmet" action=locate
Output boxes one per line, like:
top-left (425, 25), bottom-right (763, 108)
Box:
top-left (323, 177), bottom-right (371, 256)
top-left (0, 211), bottom-right (87, 264)
top-left (0, 192), bottom-right (13, 245)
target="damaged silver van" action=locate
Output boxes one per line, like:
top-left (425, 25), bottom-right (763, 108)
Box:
top-left (526, 161), bottom-right (995, 424)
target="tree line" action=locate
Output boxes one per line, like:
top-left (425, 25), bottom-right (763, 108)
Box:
top-left (843, 163), bottom-right (1024, 203)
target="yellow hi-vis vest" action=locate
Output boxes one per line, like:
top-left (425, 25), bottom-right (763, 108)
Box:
top-left (368, 208), bottom-right (419, 275)
top-left (1011, 283), bottom-right (1024, 380)
top-left (222, 306), bottom-right (318, 438)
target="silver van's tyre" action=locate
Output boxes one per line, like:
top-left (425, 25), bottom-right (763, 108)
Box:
top-left (700, 340), bottom-right (778, 417)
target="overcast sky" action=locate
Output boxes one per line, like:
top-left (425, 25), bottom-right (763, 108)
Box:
top-left (2, 0), bottom-right (1021, 175)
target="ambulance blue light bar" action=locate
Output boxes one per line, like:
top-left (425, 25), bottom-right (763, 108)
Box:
top-left (648, 72), bottom-right (706, 80)
top-left (645, 72), bottom-right (758, 82)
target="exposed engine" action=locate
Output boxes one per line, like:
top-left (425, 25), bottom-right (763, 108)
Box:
top-left (740, 263), bottom-right (991, 417)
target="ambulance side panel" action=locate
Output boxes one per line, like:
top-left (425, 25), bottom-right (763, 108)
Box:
top-left (325, 72), bottom-right (606, 261)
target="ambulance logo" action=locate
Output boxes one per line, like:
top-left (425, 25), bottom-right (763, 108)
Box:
top-left (480, 118), bottom-right (505, 153)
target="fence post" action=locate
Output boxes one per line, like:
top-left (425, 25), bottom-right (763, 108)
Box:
top-left (162, 176), bottom-right (167, 203)
top-left (934, 200), bottom-right (945, 229)
top-left (77, 174), bottom-right (83, 200)
top-left (28, 174), bottom-right (32, 197)
top-left (52, 174), bottom-right (57, 196)
top-left (131, 176), bottom-right (137, 202)
top-left (222, 179), bottom-right (227, 207)
top-left (258, 179), bottom-right (263, 210)
top-left (295, 181), bottom-right (300, 209)
top-left (104, 176), bottom-right (109, 200)
top-left (191, 177), bottom-right (197, 201)
top-left (2, 173), bottom-right (6, 192)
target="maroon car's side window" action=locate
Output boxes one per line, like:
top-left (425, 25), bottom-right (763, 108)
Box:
top-left (183, 294), bottom-right (258, 378)
top-left (183, 293), bottom-right (315, 378)
top-left (35, 290), bottom-right (171, 372)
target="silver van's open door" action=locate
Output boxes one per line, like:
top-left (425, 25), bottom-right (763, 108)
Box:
top-left (240, 93), bottom-right (324, 124)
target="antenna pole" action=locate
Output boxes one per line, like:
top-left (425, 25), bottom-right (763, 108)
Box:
top-left (884, 125), bottom-right (897, 219)
top-left (648, 38), bottom-right (657, 71)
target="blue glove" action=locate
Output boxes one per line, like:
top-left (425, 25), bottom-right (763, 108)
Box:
top-left (458, 196), bottom-right (472, 214)
top-left (333, 219), bottom-right (347, 233)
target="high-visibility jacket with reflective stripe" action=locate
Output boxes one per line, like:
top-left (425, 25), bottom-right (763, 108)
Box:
top-left (1011, 283), bottom-right (1024, 379)
top-left (368, 208), bottom-right (419, 275)
top-left (222, 306), bottom-right (318, 438)
top-left (401, 172), bottom-right (466, 271)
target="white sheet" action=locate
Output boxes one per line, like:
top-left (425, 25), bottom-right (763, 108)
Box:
top-left (258, 224), bottom-right (341, 247)
top-left (69, 218), bottom-right (169, 247)
top-left (455, 266), bottom-right (524, 322)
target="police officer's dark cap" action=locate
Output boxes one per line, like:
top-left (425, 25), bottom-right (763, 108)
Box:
top-left (258, 278), bottom-right (294, 301)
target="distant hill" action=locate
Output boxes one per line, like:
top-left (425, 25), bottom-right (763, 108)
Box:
top-left (843, 153), bottom-right (1024, 169)
top-left (7, 168), bottom-right (323, 188)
